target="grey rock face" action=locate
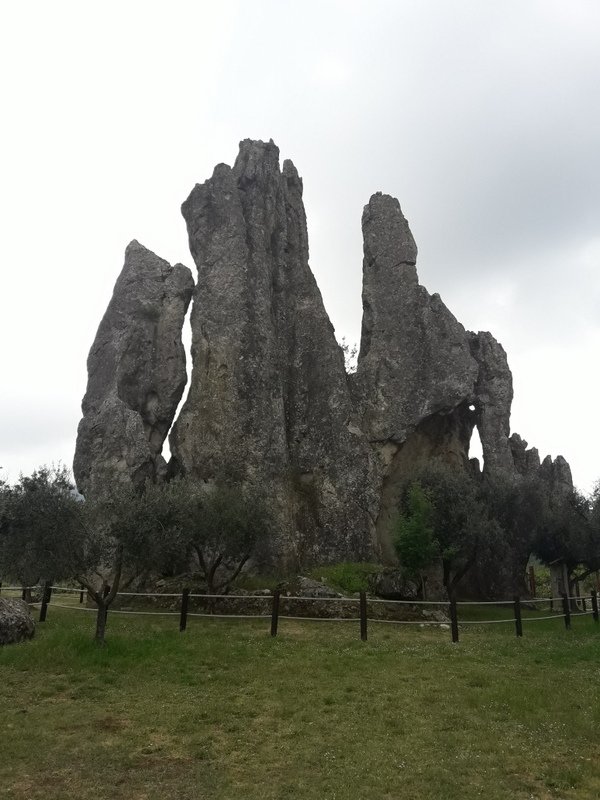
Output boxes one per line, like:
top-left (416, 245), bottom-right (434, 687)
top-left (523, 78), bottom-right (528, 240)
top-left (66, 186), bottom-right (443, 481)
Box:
top-left (509, 433), bottom-right (541, 477)
top-left (354, 193), bottom-right (515, 553)
top-left (540, 454), bottom-right (574, 496)
top-left (351, 190), bottom-right (575, 556)
top-left (468, 332), bottom-right (515, 474)
top-left (74, 241), bottom-right (194, 496)
top-left (371, 568), bottom-right (420, 600)
top-left (171, 140), bottom-right (377, 567)
top-left (0, 598), bottom-right (35, 645)
top-left (356, 192), bottom-right (478, 445)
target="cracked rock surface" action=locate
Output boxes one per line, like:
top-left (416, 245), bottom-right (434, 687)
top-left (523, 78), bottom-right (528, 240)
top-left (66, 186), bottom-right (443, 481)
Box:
top-left (170, 140), bottom-right (377, 567)
top-left (74, 241), bottom-right (193, 496)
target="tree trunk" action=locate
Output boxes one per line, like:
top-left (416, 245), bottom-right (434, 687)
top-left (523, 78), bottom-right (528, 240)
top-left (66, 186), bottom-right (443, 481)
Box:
top-left (94, 602), bottom-right (107, 644)
top-left (442, 559), bottom-right (451, 596)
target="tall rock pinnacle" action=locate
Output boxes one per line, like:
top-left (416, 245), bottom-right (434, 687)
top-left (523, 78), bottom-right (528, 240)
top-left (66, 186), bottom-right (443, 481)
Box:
top-left (74, 241), bottom-right (194, 496)
top-left (354, 193), bottom-right (518, 553)
top-left (356, 192), bottom-right (479, 445)
top-left (170, 139), bottom-right (377, 567)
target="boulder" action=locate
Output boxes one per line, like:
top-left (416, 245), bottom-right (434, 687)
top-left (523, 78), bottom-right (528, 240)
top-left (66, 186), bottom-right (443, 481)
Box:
top-left (0, 599), bottom-right (35, 645)
top-left (371, 568), bottom-right (420, 600)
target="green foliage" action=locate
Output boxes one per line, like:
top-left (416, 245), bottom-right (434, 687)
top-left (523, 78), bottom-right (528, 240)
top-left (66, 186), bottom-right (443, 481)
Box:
top-left (307, 562), bottom-right (382, 594)
top-left (0, 465), bottom-right (94, 585)
top-left (393, 483), bottom-right (437, 576)
top-left (168, 479), bottom-right (272, 593)
top-left (533, 488), bottom-right (598, 576)
top-left (531, 562), bottom-right (552, 599)
top-left (400, 464), bottom-right (502, 595)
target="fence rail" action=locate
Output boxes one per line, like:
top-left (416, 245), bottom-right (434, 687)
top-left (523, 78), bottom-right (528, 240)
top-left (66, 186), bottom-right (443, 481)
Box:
top-left (2, 582), bottom-right (599, 642)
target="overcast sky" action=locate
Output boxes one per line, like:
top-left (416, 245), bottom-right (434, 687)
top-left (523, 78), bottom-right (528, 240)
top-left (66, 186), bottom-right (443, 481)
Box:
top-left (1, 0), bottom-right (599, 493)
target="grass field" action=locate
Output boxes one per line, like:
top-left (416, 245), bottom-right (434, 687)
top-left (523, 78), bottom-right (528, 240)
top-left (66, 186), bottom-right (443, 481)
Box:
top-left (1, 598), bottom-right (600, 800)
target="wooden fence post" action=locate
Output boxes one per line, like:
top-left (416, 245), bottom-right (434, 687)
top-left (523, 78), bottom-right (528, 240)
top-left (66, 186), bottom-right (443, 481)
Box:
top-left (0, 580), bottom-right (3, 595)
top-left (270, 590), bottom-right (280, 637)
top-left (103, 585), bottom-right (110, 625)
top-left (359, 591), bottom-right (368, 641)
top-left (449, 598), bottom-right (459, 643)
top-left (180, 587), bottom-right (190, 632)
top-left (562, 593), bottom-right (571, 630)
top-left (21, 586), bottom-right (27, 601)
top-left (39, 581), bottom-right (52, 622)
top-left (513, 596), bottom-right (523, 638)
top-left (79, 584), bottom-right (85, 604)
top-left (528, 566), bottom-right (536, 597)
top-left (591, 590), bottom-right (599, 623)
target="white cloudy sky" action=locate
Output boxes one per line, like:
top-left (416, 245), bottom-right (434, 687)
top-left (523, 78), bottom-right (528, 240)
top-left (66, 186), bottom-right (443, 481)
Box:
top-left (1, 0), bottom-right (599, 493)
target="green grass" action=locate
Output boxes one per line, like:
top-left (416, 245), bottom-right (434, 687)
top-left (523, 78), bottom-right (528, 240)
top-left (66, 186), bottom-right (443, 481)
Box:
top-left (307, 561), bottom-right (382, 593)
top-left (1, 604), bottom-right (600, 800)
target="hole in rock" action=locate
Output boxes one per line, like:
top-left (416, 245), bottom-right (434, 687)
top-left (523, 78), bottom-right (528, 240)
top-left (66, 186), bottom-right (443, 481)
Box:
top-left (469, 424), bottom-right (484, 469)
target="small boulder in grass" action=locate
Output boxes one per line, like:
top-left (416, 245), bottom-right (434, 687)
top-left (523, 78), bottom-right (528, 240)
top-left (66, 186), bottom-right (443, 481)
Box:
top-left (371, 568), bottom-right (420, 601)
top-left (0, 598), bottom-right (36, 646)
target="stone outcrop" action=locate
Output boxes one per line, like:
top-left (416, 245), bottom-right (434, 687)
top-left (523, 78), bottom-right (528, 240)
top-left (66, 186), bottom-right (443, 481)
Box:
top-left (468, 332), bottom-right (514, 474)
top-left (74, 139), bottom-right (573, 569)
top-left (509, 433), bottom-right (541, 478)
top-left (356, 192), bottom-right (479, 446)
top-left (169, 139), bottom-right (377, 567)
top-left (0, 598), bottom-right (35, 646)
top-left (74, 241), bottom-right (194, 496)
top-left (353, 193), bottom-right (523, 554)
top-left (540, 454), bottom-right (574, 496)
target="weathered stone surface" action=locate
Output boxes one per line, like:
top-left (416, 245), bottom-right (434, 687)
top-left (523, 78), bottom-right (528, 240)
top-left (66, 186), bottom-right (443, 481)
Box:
top-left (170, 139), bottom-right (377, 568)
top-left (509, 433), bottom-right (541, 477)
top-left (468, 332), bottom-right (515, 474)
top-left (354, 193), bottom-right (516, 553)
top-left (356, 192), bottom-right (479, 445)
top-left (540, 454), bottom-right (574, 496)
top-left (0, 598), bottom-right (35, 645)
top-left (371, 568), bottom-right (420, 600)
top-left (74, 241), bottom-right (194, 496)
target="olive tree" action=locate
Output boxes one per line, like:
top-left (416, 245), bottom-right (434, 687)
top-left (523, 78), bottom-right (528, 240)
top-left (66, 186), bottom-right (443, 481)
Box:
top-left (173, 480), bottom-right (271, 594)
top-left (0, 466), bottom-right (96, 592)
top-left (401, 464), bottom-right (502, 599)
top-left (393, 482), bottom-right (437, 595)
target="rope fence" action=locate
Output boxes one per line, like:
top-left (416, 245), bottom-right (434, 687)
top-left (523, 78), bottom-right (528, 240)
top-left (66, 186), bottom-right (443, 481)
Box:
top-left (2, 579), bottom-right (599, 643)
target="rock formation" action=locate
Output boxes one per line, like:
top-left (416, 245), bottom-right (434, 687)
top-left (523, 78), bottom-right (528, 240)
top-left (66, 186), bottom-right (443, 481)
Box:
top-left (353, 193), bottom-right (521, 554)
top-left (74, 139), bottom-right (573, 568)
top-left (509, 433), bottom-right (541, 478)
top-left (356, 192), bottom-right (479, 446)
top-left (74, 241), bottom-right (194, 496)
top-left (169, 140), bottom-right (377, 567)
